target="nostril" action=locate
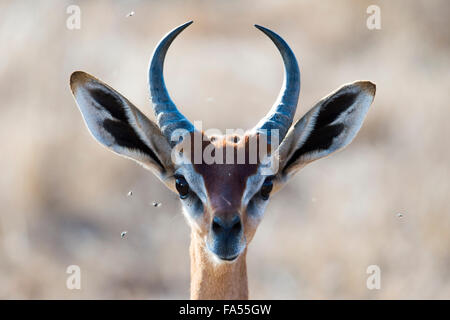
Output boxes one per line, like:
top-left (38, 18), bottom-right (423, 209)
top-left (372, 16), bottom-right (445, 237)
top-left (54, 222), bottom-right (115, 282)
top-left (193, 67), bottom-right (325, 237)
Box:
top-left (212, 215), bottom-right (241, 234)
top-left (232, 219), bottom-right (242, 232)
top-left (212, 217), bottom-right (223, 233)
top-left (230, 215), bottom-right (242, 233)
top-left (212, 221), bottom-right (221, 233)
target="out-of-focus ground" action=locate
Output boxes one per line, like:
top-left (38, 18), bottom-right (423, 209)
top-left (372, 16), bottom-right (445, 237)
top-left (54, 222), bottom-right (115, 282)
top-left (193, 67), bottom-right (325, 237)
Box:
top-left (0, 0), bottom-right (449, 299)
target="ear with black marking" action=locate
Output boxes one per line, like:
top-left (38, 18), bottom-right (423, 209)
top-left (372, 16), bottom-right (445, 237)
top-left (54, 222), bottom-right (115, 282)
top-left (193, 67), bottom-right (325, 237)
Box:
top-left (70, 71), bottom-right (173, 179)
top-left (277, 81), bottom-right (376, 179)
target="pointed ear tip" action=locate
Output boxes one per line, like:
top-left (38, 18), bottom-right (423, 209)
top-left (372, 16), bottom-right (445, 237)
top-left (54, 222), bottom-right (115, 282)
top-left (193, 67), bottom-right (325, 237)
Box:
top-left (357, 81), bottom-right (376, 95)
top-left (70, 71), bottom-right (96, 92)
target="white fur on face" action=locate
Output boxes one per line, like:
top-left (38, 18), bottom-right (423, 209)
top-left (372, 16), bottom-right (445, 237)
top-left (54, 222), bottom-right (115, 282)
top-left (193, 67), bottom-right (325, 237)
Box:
top-left (175, 162), bottom-right (208, 228)
top-left (242, 171), bottom-right (272, 228)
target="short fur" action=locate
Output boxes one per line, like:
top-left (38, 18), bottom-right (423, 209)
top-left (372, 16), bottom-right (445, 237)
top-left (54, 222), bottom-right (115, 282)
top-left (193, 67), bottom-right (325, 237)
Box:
top-left (70, 24), bottom-right (376, 299)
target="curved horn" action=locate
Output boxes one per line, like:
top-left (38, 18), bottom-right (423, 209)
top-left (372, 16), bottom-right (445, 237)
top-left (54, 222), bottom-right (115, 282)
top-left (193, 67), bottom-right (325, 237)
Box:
top-left (253, 25), bottom-right (300, 142)
top-left (149, 21), bottom-right (196, 145)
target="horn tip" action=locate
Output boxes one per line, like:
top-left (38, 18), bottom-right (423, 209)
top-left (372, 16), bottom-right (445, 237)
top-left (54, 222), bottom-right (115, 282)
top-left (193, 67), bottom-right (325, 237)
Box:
top-left (254, 24), bottom-right (275, 37)
top-left (182, 20), bottom-right (194, 27)
top-left (173, 21), bottom-right (193, 33)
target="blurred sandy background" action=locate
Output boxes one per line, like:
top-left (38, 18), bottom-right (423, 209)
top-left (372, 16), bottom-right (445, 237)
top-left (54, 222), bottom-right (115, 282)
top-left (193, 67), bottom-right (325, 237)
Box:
top-left (0, 0), bottom-right (449, 299)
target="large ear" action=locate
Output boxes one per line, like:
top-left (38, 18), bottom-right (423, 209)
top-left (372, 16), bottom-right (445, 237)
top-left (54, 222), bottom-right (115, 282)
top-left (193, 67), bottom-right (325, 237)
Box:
top-left (70, 71), bottom-right (174, 179)
top-left (277, 81), bottom-right (376, 180)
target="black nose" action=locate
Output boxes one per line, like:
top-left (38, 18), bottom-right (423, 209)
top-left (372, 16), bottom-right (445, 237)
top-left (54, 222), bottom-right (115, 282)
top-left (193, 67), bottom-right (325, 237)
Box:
top-left (211, 215), bottom-right (242, 237)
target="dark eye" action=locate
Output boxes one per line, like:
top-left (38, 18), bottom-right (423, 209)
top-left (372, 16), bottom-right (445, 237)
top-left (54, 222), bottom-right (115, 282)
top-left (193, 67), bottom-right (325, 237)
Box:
top-left (260, 178), bottom-right (273, 200)
top-left (175, 175), bottom-right (190, 199)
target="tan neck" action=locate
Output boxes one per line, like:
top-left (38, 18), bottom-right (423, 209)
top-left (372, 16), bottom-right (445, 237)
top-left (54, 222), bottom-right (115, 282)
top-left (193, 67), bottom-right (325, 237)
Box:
top-left (189, 231), bottom-right (248, 300)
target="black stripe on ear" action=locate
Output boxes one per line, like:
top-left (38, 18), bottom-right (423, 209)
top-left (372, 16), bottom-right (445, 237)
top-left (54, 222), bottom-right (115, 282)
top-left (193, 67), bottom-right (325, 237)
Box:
top-left (281, 91), bottom-right (358, 172)
top-left (102, 119), bottom-right (165, 171)
top-left (314, 91), bottom-right (357, 128)
top-left (89, 88), bottom-right (128, 122)
top-left (283, 124), bottom-right (345, 171)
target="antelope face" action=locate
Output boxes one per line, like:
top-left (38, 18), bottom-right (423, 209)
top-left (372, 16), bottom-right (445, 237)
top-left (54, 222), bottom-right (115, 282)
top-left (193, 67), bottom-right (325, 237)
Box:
top-left (70, 21), bottom-right (375, 263)
top-left (173, 133), bottom-right (273, 262)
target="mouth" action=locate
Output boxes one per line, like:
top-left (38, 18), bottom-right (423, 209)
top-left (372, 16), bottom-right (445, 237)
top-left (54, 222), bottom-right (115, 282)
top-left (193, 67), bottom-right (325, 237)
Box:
top-left (206, 242), bottom-right (243, 263)
top-left (218, 253), bottom-right (239, 262)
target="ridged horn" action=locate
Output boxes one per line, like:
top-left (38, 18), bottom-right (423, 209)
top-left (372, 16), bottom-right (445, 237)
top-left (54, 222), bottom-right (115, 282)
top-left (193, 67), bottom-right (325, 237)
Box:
top-left (253, 25), bottom-right (300, 142)
top-left (148, 21), bottom-right (196, 145)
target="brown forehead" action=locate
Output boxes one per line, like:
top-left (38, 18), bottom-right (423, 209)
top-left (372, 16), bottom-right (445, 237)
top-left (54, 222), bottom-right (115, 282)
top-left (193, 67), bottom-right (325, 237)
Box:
top-left (188, 133), bottom-right (260, 214)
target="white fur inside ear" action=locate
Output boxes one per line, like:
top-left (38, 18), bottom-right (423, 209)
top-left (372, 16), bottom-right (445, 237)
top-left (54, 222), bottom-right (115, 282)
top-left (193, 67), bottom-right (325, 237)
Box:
top-left (74, 84), bottom-right (117, 147)
top-left (71, 72), bottom-right (174, 179)
top-left (326, 87), bottom-right (374, 156)
top-left (280, 82), bottom-right (375, 175)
